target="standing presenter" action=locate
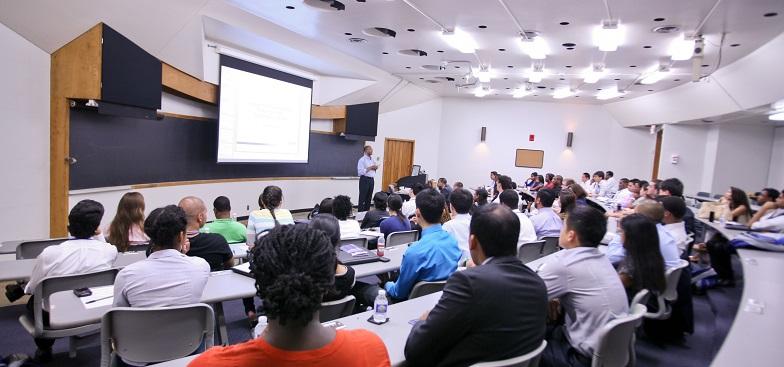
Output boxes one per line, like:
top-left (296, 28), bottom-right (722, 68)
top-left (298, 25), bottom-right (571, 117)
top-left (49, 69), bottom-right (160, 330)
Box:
top-left (357, 145), bottom-right (378, 212)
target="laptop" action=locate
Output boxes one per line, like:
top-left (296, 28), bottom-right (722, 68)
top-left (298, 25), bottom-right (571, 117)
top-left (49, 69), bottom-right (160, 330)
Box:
top-left (337, 244), bottom-right (381, 265)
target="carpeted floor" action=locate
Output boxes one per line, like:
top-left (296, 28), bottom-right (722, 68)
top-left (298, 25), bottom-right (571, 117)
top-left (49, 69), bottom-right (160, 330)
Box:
top-left (0, 258), bottom-right (743, 366)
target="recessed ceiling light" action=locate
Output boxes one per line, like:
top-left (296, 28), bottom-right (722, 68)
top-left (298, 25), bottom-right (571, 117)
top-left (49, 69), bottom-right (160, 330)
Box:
top-left (674, 79), bottom-right (681, 81)
top-left (478, 25), bottom-right (487, 29)
top-left (347, 37), bottom-right (366, 43)
top-left (455, 66), bottom-right (461, 69)
top-left (363, 27), bottom-right (397, 38)
top-left (303, 0), bottom-right (345, 11)
top-left (566, 47), bottom-right (575, 50)
top-left (562, 42), bottom-right (576, 47)
top-left (620, 96), bottom-right (625, 98)
top-left (344, 32), bottom-right (352, 35)
top-left (764, 12), bottom-right (778, 17)
top-left (652, 25), bottom-right (679, 34)
top-left (398, 49), bottom-right (428, 56)
top-left (614, 78), bottom-right (621, 80)
top-left (419, 77), bottom-right (424, 80)
top-left (533, 94), bottom-right (538, 97)
top-left (559, 21), bottom-right (570, 25)
top-left (537, 86), bottom-right (546, 89)
top-left (730, 43), bottom-right (741, 47)
top-left (559, 78), bottom-right (565, 80)
top-left (407, 28), bottom-right (415, 32)
top-left (702, 119), bottom-right (715, 123)
top-left (436, 50), bottom-right (444, 53)
top-left (285, 5), bottom-right (295, 9)
top-left (702, 64), bottom-right (709, 67)
top-left (597, 88), bottom-right (602, 91)
top-left (653, 17), bottom-right (666, 22)
top-left (381, 52), bottom-right (388, 55)
top-left (507, 65), bottom-right (514, 68)
top-left (503, 77), bottom-right (509, 80)
top-left (643, 45), bottom-right (652, 48)
top-left (565, 65), bottom-right (573, 68)
top-left (647, 89), bottom-right (654, 91)
top-left (405, 66), bottom-right (411, 69)
top-left (505, 87), bottom-right (511, 90)
top-left (498, 48), bottom-right (506, 51)
top-left (629, 65), bottom-right (637, 68)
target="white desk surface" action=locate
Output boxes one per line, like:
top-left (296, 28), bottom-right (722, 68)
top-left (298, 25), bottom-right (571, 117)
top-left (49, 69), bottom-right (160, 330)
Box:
top-left (353, 246), bottom-right (405, 278)
top-left (336, 291), bottom-right (443, 366)
top-left (0, 252), bottom-right (147, 282)
top-left (712, 249), bottom-right (784, 366)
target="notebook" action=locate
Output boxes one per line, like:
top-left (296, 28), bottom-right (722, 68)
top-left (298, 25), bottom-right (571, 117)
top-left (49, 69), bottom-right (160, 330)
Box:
top-left (337, 244), bottom-right (381, 265)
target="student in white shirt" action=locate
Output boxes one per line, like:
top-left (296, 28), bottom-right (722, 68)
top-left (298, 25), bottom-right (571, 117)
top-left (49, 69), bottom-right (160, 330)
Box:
top-left (579, 172), bottom-right (592, 194)
top-left (443, 188), bottom-right (474, 257)
top-left (25, 200), bottom-right (118, 362)
top-left (402, 183), bottom-right (425, 219)
top-left (588, 171), bottom-right (605, 197)
top-left (602, 170), bottom-right (618, 198)
top-left (332, 195), bottom-right (361, 238)
top-left (747, 190), bottom-right (784, 232)
top-left (659, 196), bottom-right (690, 255)
top-left (498, 190), bottom-right (537, 250)
top-left (538, 206), bottom-right (629, 367)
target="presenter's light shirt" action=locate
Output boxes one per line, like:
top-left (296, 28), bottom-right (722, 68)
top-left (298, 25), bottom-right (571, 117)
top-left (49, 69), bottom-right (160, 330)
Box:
top-left (357, 155), bottom-right (376, 178)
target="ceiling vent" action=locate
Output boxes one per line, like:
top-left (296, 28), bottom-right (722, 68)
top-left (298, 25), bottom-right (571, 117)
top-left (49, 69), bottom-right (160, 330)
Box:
top-left (348, 37), bottom-right (367, 43)
top-left (652, 25), bottom-right (680, 34)
top-left (421, 64), bottom-right (445, 71)
top-left (363, 27), bottom-right (397, 38)
top-left (398, 49), bottom-right (428, 56)
top-left (303, 0), bottom-right (345, 11)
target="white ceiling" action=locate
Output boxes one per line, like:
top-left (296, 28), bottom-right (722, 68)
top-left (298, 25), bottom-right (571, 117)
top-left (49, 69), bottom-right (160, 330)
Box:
top-left (232, 0), bottom-right (784, 104)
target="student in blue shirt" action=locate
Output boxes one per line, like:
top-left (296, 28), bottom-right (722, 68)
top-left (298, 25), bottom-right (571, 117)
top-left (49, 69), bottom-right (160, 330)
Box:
top-left (385, 189), bottom-right (462, 300)
top-left (380, 194), bottom-right (412, 239)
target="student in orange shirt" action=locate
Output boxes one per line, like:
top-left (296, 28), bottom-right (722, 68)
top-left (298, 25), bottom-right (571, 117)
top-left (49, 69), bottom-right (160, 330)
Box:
top-left (189, 224), bottom-right (390, 367)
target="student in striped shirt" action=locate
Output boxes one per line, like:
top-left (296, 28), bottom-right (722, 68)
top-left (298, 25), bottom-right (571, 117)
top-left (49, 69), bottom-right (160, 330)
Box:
top-left (246, 186), bottom-right (295, 246)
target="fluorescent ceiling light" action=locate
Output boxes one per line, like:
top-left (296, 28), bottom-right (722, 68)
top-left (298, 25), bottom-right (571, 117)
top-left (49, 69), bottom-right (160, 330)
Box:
top-left (583, 65), bottom-right (606, 84)
top-left (770, 112), bottom-right (784, 121)
top-left (441, 28), bottom-right (477, 54)
top-left (596, 86), bottom-right (626, 100)
top-left (553, 87), bottom-right (576, 99)
top-left (669, 34), bottom-right (696, 61)
top-left (526, 65), bottom-right (546, 83)
top-left (640, 65), bottom-right (670, 85)
top-left (474, 86), bottom-right (491, 98)
top-left (513, 85), bottom-right (534, 98)
top-left (593, 20), bottom-right (624, 52)
top-left (473, 66), bottom-right (494, 83)
top-left (518, 36), bottom-right (549, 60)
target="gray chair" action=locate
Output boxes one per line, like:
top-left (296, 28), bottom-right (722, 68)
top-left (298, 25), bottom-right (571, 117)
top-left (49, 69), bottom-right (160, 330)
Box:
top-left (338, 237), bottom-right (369, 249)
top-left (19, 268), bottom-right (120, 358)
top-left (540, 237), bottom-right (560, 257)
top-left (629, 289), bottom-right (650, 308)
top-left (713, 194), bottom-right (723, 199)
top-left (319, 295), bottom-right (356, 322)
top-left (100, 303), bottom-right (214, 367)
top-left (16, 238), bottom-right (68, 260)
top-left (470, 340), bottom-right (547, 367)
top-left (386, 230), bottom-right (419, 248)
top-left (645, 259), bottom-right (689, 320)
top-left (696, 191), bottom-right (711, 198)
top-left (409, 280), bottom-right (447, 299)
top-left (591, 304), bottom-right (647, 367)
top-left (517, 241), bottom-right (545, 263)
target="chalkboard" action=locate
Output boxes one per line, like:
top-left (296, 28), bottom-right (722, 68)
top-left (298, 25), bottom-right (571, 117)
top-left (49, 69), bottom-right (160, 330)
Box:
top-left (69, 108), bottom-right (364, 190)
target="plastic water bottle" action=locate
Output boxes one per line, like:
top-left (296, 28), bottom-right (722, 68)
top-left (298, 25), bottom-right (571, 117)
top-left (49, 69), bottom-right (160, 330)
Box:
top-left (373, 290), bottom-right (388, 323)
top-left (376, 235), bottom-right (385, 257)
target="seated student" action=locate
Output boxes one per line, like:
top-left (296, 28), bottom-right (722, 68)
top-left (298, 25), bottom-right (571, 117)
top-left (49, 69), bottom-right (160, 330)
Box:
top-left (587, 171), bottom-right (604, 197)
top-left (189, 225), bottom-right (390, 367)
top-left (114, 205), bottom-right (210, 308)
top-left (379, 194), bottom-right (412, 239)
top-left (404, 204), bottom-right (547, 366)
top-left (606, 201), bottom-right (681, 269)
top-left (568, 183), bottom-right (589, 206)
top-left (658, 178), bottom-right (698, 238)
top-left (308, 214), bottom-right (356, 302)
top-left (332, 195), bottom-right (361, 239)
top-left (524, 172), bottom-right (538, 188)
top-left (563, 178), bottom-right (576, 187)
top-left (361, 192), bottom-right (390, 229)
top-left (631, 180), bottom-right (654, 207)
top-left (748, 189), bottom-right (784, 231)
top-left (754, 188), bottom-right (780, 206)
top-left (530, 175), bottom-right (545, 192)
top-left (602, 170), bottom-right (618, 198)
top-left (542, 173), bottom-right (556, 190)
top-left (437, 177), bottom-right (452, 201)
top-left (384, 189), bottom-right (462, 300)
top-left (473, 187), bottom-right (490, 210)
top-left (558, 191), bottom-right (577, 221)
top-left (202, 196), bottom-right (246, 244)
top-left (498, 190), bottom-right (537, 249)
top-left (722, 187), bottom-right (752, 224)
top-left (107, 192), bottom-right (149, 252)
top-left (25, 200), bottom-right (118, 362)
top-left (659, 196), bottom-right (689, 255)
top-left (529, 189), bottom-right (563, 239)
top-left (617, 214), bottom-right (666, 301)
top-left (491, 175), bottom-right (514, 203)
top-left (452, 181), bottom-right (464, 191)
top-left (579, 172), bottom-right (592, 194)
top-left (442, 188), bottom-right (473, 256)
top-left (402, 183), bottom-right (425, 218)
top-left (246, 186), bottom-right (295, 244)
top-left (179, 197), bottom-right (233, 271)
top-left (538, 206), bottom-right (629, 367)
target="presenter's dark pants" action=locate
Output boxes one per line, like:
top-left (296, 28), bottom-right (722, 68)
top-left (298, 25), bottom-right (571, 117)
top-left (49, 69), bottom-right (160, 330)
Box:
top-left (358, 176), bottom-right (374, 212)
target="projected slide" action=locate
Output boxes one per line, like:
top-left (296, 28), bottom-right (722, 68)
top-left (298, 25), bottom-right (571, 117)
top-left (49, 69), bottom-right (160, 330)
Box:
top-left (218, 65), bottom-right (312, 163)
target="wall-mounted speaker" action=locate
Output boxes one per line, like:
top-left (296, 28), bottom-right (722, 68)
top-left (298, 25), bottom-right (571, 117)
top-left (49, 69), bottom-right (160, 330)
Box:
top-left (566, 132), bottom-right (574, 147)
top-left (481, 126), bottom-right (487, 142)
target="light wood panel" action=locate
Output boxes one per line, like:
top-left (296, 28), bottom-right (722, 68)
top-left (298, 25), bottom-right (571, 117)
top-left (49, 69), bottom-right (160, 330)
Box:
top-left (161, 63), bottom-right (217, 104)
top-left (652, 129), bottom-right (663, 180)
top-left (312, 105), bottom-right (346, 120)
top-left (382, 138), bottom-right (415, 189)
top-left (130, 176), bottom-right (352, 189)
top-left (50, 24), bottom-right (103, 237)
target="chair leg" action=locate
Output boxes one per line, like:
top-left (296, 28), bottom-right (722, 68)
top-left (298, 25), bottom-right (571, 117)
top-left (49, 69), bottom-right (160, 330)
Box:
top-left (212, 302), bottom-right (228, 346)
top-left (69, 336), bottom-right (77, 358)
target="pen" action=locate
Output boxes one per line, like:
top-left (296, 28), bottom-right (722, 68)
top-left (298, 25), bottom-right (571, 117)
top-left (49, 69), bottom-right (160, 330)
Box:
top-left (85, 295), bottom-right (113, 304)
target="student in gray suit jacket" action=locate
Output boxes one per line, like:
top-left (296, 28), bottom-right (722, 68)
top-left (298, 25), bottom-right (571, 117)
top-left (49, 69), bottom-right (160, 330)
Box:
top-left (404, 203), bottom-right (548, 367)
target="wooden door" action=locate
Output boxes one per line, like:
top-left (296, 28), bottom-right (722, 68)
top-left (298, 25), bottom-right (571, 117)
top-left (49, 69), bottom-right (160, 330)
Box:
top-left (382, 138), bottom-right (415, 189)
top-left (651, 129), bottom-right (663, 180)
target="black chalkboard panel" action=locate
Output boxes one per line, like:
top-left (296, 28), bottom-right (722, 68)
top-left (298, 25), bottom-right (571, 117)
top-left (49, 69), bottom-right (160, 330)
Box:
top-left (69, 108), bottom-right (364, 190)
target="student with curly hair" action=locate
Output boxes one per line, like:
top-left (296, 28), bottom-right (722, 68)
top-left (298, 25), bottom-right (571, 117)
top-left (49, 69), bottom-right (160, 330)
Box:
top-left (189, 224), bottom-right (390, 367)
top-left (246, 186), bottom-right (295, 244)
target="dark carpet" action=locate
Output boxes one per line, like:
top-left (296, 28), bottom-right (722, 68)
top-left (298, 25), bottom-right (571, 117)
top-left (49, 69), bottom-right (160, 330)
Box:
top-left (0, 258), bottom-right (743, 366)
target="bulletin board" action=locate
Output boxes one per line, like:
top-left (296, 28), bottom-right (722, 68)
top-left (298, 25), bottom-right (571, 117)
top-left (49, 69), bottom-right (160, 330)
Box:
top-left (515, 149), bottom-right (544, 168)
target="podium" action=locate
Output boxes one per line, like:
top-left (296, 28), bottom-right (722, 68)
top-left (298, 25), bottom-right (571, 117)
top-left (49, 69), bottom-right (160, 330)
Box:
top-left (397, 174), bottom-right (428, 188)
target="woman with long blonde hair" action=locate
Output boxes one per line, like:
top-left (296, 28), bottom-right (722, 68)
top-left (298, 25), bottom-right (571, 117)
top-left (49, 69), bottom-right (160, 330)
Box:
top-left (107, 192), bottom-right (149, 252)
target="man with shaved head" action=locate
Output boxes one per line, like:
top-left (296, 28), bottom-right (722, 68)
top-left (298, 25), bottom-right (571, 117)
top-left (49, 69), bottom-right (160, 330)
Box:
top-left (178, 196), bottom-right (233, 272)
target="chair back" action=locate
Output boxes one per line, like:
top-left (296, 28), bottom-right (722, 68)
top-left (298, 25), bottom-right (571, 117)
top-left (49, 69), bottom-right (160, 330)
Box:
top-left (386, 230), bottom-right (419, 248)
top-left (100, 303), bottom-right (214, 367)
top-left (591, 304), bottom-right (647, 367)
top-left (663, 259), bottom-right (689, 302)
top-left (338, 237), bottom-right (369, 249)
top-left (585, 199), bottom-right (607, 213)
top-left (16, 238), bottom-right (67, 260)
top-left (713, 194), bottom-right (722, 199)
top-left (126, 243), bottom-right (151, 254)
top-left (319, 295), bottom-right (356, 322)
top-left (32, 268), bottom-right (120, 334)
top-left (409, 280), bottom-right (446, 299)
top-left (517, 241), bottom-right (545, 263)
top-left (540, 237), bottom-right (560, 256)
top-left (696, 192), bottom-right (710, 198)
top-left (470, 340), bottom-right (547, 367)
top-left (629, 289), bottom-right (650, 308)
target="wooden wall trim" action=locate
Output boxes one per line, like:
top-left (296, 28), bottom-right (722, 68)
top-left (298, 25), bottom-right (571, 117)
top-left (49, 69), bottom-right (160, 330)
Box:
top-left (50, 23), bottom-right (104, 237)
top-left (131, 176), bottom-right (357, 189)
top-left (161, 63), bottom-right (218, 105)
top-left (312, 105), bottom-right (346, 119)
